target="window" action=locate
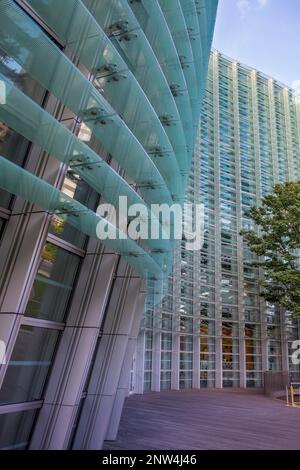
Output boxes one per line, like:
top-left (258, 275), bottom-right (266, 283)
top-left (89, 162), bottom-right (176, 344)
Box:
top-left (0, 325), bottom-right (60, 404)
top-left (25, 242), bottom-right (80, 322)
top-left (49, 169), bottom-right (99, 249)
top-left (0, 409), bottom-right (38, 450)
top-left (0, 126), bottom-right (32, 209)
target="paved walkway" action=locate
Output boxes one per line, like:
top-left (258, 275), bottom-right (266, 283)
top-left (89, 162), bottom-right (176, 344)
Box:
top-left (105, 389), bottom-right (300, 450)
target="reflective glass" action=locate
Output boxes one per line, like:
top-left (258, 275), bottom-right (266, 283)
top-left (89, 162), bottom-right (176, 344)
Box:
top-left (25, 242), bottom-right (80, 322)
top-left (0, 325), bottom-right (60, 404)
top-left (0, 47), bottom-right (45, 208)
top-left (49, 169), bottom-right (99, 249)
top-left (0, 409), bottom-right (38, 450)
top-left (0, 125), bottom-right (31, 209)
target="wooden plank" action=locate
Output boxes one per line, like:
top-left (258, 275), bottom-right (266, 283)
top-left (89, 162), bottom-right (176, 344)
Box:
top-left (104, 389), bottom-right (300, 450)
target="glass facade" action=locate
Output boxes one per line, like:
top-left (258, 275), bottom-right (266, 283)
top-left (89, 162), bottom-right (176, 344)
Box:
top-left (134, 51), bottom-right (300, 393)
top-left (0, 0), bottom-right (217, 450)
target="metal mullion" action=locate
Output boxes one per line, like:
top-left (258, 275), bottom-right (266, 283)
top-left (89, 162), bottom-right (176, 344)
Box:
top-left (0, 400), bottom-right (43, 415)
top-left (46, 233), bottom-right (86, 258)
top-left (21, 316), bottom-right (65, 331)
top-left (0, 208), bottom-right (11, 220)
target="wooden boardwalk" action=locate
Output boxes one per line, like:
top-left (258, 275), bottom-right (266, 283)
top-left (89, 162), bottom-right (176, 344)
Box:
top-left (104, 389), bottom-right (300, 450)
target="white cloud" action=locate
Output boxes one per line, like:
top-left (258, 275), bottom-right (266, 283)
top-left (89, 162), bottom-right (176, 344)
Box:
top-left (237, 0), bottom-right (269, 18)
top-left (237, 0), bottom-right (251, 18)
top-left (257, 0), bottom-right (269, 6)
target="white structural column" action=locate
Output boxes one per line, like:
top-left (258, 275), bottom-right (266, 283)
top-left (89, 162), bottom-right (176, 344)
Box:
top-left (231, 62), bottom-right (246, 388)
top-left (72, 261), bottom-right (144, 450)
top-left (29, 243), bottom-right (118, 449)
top-left (105, 286), bottom-right (146, 441)
top-left (151, 318), bottom-right (162, 392)
top-left (134, 331), bottom-right (146, 394)
top-left (212, 51), bottom-right (222, 388)
top-left (171, 245), bottom-right (181, 390)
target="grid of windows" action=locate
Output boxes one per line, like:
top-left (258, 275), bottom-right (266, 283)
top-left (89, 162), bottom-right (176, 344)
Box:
top-left (137, 51), bottom-right (300, 392)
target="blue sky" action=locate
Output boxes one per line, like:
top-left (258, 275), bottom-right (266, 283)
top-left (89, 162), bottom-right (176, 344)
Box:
top-left (213, 0), bottom-right (300, 91)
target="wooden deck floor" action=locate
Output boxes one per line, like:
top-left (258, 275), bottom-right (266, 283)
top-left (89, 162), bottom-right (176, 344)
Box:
top-left (104, 389), bottom-right (300, 450)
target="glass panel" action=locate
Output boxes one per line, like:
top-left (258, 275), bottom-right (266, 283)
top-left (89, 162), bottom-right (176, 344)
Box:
top-left (246, 372), bottom-right (262, 388)
top-left (0, 126), bottom-right (31, 209)
top-left (200, 353), bottom-right (216, 370)
top-left (0, 157), bottom-right (167, 289)
top-left (223, 371), bottom-right (240, 388)
top-left (161, 332), bottom-right (172, 350)
top-left (180, 335), bottom-right (193, 352)
top-left (25, 242), bottom-right (80, 322)
top-left (200, 319), bottom-right (215, 336)
top-left (200, 371), bottom-right (215, 388)
top-left (246, 354), bottom-right (262, 371)
top-left (49, 169), bottom-right (99, 248)
top-left (0, 409), bottom-right (38, 450)
top-left (0, 46), bottom-right (45, 103)
top-left (0, 46), bottom-right (45, 208)
top-left (200, 336), bottom-right (215, 353)
top-left (179, 371), bottom-right (193, 389)
top-left (143, 371), bottom-right (152, 392)
top-left (0, 2), bottom-right (174, 209)
top-left (160, 371), bottom-right (171, 391)
top-left (0, 325), bottom-right (60, 404)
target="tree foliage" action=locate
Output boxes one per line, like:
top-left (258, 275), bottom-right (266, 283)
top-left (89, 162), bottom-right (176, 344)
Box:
top-left (241, 181), bottom-right (300, 317)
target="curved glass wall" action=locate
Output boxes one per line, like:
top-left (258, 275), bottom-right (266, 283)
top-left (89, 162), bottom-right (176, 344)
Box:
top-left (0, 0), bottom-right (217, 307)
top-left (0, 0), bottom-right (217, 450)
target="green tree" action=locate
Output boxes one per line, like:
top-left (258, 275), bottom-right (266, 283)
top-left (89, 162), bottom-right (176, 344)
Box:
top-left (241, 181), bottom-right (300, 317)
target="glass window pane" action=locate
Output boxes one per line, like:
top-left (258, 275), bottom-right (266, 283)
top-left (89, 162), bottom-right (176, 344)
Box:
top-left (0, 48), bottom-right (46, 209)
top-left (160, 372), bottom-right (171, 391)
top-left (200, 371), bottom-right (215, 388)
top-left (0, 409), bottom-right (38, 450)
top-left (223, 371), bottom-right (240, 387)
top-left (0, 325), bottom-right (60, 404)
top-left (0, 126), bottom-right (31, 209)
top-left (49, 169), bottom-right (99, 248)
top-left (0, 47), bottom-right (45, 103)
top-left (143, 371), bottom-right (151, 392)
top-left (25, 242), bottom-right (80, 322)
top-left (179, 371), bottom-right (192, 389)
